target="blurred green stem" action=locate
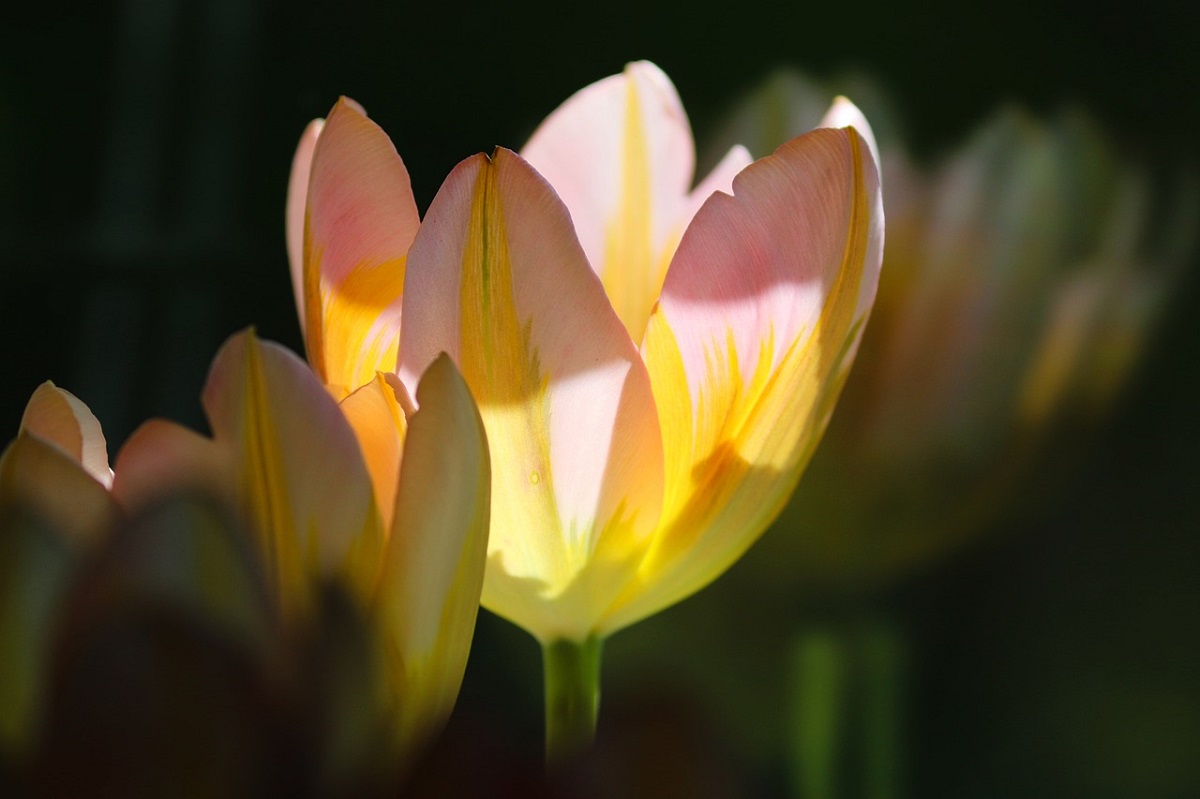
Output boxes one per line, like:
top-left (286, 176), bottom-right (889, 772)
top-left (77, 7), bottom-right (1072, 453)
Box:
top-left (542, 636), bottom-right (603, 768)
top-left (789, 629), bottom-right (848, 799)
top-left (861, 622), bottom-right (905, 799)
top-left (788, 619), bottom-right (907, 799)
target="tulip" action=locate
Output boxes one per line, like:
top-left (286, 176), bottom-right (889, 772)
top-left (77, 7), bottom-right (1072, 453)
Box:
top-left (111, 329), bottom-right (491, 763)
top-left (1, 383), bottom-right (120, 755)
top-left (644, 69), bottom-right (1194, 798)
top-left (710, 71), bottom-right (1195, 595)
top-left (288, 61), bottom-right (884, 759)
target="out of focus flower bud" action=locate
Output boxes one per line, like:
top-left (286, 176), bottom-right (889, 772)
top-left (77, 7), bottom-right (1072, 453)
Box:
top-left (713, 70), bottom-right (1196, 596)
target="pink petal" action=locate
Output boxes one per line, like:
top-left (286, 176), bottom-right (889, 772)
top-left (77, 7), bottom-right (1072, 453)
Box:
top-left (603, 123), bottom-right (885, 633)
top-left (399, 148), bottom-right (664, 641)
top-left (819, 96), bottom-right (882, 185)
top-left (303, 98), bottom-right (420, 394)
top-left (521, 61), bottom-right (696, 342)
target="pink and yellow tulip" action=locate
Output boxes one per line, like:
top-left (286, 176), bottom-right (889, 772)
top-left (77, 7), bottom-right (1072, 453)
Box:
top-left (0, 331), bottom-right (491, 762)
top-left (111, 330), bottom-right (490, 757)
top-left (287, 61), bottom-right (884, 648)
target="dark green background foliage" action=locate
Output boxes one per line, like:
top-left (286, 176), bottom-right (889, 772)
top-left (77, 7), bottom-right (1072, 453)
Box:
top-left (3, 1), bottom-right (1198, 796)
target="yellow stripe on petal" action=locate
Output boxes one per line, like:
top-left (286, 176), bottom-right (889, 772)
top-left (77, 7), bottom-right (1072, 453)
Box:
top-left (602, 124), bottom-right (883, 634)
top-left (601, 77), bottom-right (659, 342)
top-left (203, 330), bottom-right (385, 618)
top-left (399, 150), bottom-right (664, 641)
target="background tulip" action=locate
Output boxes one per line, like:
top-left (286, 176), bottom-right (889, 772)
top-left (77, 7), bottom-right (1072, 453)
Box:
top-left (608, 70), bottom-right (1196, 797)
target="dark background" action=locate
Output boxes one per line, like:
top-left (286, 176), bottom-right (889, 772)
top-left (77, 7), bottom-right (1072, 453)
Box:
top-left (3, 1), bottom-right (1198, 795)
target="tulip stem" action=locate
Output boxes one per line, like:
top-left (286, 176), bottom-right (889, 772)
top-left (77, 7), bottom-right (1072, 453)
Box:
top-left (542, 636), bottom-right (603, 768)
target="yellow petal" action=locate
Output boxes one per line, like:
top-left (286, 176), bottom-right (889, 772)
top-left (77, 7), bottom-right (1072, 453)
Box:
top-left (202, 330), bottom-right (385, 616)
top-left (375, 355), bottom-right (490, 756)
top-left (338, 373), bottom-right (411, 531)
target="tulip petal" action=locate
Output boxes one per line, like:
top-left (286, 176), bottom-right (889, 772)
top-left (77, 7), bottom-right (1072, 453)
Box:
top-left (19, 382), bottom-right (113, 489)
top-left (111, 419), bottom-right (232, 511)
top-left (523, 61), bottom-right (704, 342)
top-left (681, 144), bottom-right (754, 243)
top-left (204, 330), bottom-right (385, 613)
top-left (820, 96), bottom-right (881, 182)
top-left (286, 118), bottom-right (325, 328)
top-left (376, 355), bottom-right (489, 754)
top-left (304, 98), bottom-right (420, 395)
top-left (603, 123), bottom-right (885, 633)
top-left (399, 149), bottom-right (664, 641)
top-left (338, 372), bottom-right (412, 531)
top-left (0, 432), bottom-right (119, 547)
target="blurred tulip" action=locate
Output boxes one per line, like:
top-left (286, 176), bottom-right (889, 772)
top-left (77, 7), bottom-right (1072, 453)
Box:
top-left (1, 384), bottom-right (120, 758)
top-left (287, 60), bottom-right (884, 758)
top-left (712, 70), bottom-right (1196, 595)
top-left (632, 69), bottom-right (1196, 798)
top-left (112, 329), bottom-right (491, 762)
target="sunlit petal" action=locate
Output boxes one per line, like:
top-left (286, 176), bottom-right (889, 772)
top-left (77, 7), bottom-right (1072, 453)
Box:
top-left (522, 61), bottom-right (698, 342)
top-left (338, 372), bottom-right (412, 531)
top-left (304, 98), bottom-right (420, 395)
top-left (399, 148), bottom-right (664, 641)
top-left (603, 123), bottom-right (884, 633)
top-left (19, 382), bottom-right (113, 489)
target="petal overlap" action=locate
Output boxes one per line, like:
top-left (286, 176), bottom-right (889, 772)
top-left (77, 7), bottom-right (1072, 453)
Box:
top-left (294, 63), bottom-right (884, 643)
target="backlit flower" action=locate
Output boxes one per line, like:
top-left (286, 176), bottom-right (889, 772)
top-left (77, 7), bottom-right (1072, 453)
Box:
top-left (288, 62), bottom-right (884, 643)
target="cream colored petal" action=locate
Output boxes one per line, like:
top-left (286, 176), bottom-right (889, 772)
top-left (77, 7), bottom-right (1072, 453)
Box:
top-left (20, 382), bottom-right (112, 489)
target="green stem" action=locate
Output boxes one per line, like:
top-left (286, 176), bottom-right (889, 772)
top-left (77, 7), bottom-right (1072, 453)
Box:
top-left (542, 636), bottom-right (603, 767)
top-left (788, 629), bottom-right (848, 799)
